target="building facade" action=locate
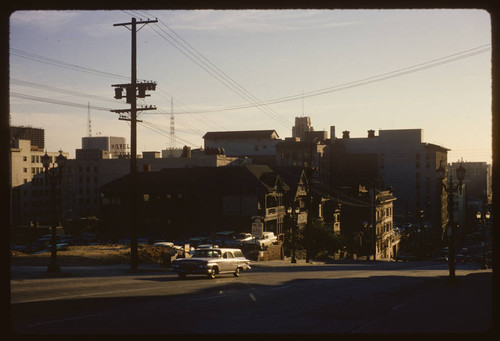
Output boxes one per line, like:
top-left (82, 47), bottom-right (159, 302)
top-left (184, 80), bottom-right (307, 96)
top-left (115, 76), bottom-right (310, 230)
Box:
top-left (328, 129), bottom-right (449, 240)
top-left (10, 139), bottom-right (70, 227)
top-left (292, 116), bottom-right (313, 141)
top-left (81, 136), bottom-right (128, 159)
top-left (10, 142), bottom-right (242, 227)
top-left (203, 130), bottom-right (281, 166)
top-left (10, 126), bottom-right (45, 150)
top-left (99, 165), bottom-right (288, 240)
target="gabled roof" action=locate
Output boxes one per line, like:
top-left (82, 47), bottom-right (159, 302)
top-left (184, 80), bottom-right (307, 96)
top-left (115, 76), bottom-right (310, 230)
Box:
top-left (203, 130), bottom-right (279, 140)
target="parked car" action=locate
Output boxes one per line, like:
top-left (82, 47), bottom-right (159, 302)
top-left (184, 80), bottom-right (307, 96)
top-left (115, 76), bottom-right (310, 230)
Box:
top-left (214, 230), bottom-right (237, 246)
top-left (196, 244), bottom-right (219, 249)
top-left (455, 253), bottom-right (473, 264)
top-left (171, 247), bottom-right (251, 279)
top-left (48, 243), bottom-right (70, 251)
top-left (188, 236), bottom-right (210, 247)
top-left (225, 233), bottom-right (253, 247)
top-left (395, 252), bottom-right (416, 262)
top-left (460, 247), bottom-right (470, 255)
top-left (242, 232), bottom-right (277, 249)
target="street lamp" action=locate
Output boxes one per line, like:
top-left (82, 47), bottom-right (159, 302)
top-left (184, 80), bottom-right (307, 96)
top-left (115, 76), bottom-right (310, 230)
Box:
top-left (42, 150), bottom-right (67, 273)
top-left (437, 162), bottom-right (465, 284)
top-left (476, 211), bottom-right (490, 270)
top-left (287, 206), bottom-right (300, 263)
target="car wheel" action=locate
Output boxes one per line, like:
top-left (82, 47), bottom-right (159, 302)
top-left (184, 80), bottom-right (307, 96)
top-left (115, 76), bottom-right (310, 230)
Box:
top-left (207, 268), bottom-right (216, 279)
top-left (233, 267), bottom-right (240, 277)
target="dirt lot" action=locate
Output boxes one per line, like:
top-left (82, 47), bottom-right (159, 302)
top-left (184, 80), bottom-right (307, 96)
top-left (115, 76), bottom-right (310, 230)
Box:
top-left (10, 244), bottom-right (172, 266)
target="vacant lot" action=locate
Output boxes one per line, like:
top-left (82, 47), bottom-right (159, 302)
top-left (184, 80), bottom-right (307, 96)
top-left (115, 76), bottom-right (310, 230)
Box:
top-left (10, 244), bottom-right (171, 266)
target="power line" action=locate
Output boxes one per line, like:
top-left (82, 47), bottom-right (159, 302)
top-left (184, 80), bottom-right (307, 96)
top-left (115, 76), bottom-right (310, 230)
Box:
top-left (10, 78), bottom-right (119, 104)
top-left (136, 11), bottom-right (292, 128)
top-left (10, 92), bottom-right (115, 111)
top-left (10, 48), bottom-right (132, 81)
top-left (140, 120), bottom-right (199, 147)
top-left (166, 45), bottom-right (491, 115)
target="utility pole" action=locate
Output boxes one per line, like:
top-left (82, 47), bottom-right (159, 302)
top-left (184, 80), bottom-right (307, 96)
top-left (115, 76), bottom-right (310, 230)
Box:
top-left (111, 17), bottom-right (157, 270)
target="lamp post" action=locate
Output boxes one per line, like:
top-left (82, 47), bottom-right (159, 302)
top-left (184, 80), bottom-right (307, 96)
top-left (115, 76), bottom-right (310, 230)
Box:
top-left (41, 150), bottom-right (67, 273)
top-left (287, 206), bottom-right (300, 263)
top-left (437, 162), bottom-right (465, 284)
top-left (476, 211), bottom-right (490, 270)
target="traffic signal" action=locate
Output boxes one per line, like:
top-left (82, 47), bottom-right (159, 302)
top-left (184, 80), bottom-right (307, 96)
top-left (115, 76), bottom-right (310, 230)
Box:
top-left (138, 85), bottom-right (146, 98)
top-left (114, 87), bottom-right (123, 99)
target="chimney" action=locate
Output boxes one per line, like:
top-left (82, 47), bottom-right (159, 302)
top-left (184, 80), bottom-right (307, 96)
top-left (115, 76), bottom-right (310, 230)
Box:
top-left (368, 130), bottom-right (375, 138)
top-left (342, 131), bottom-right (350, 139)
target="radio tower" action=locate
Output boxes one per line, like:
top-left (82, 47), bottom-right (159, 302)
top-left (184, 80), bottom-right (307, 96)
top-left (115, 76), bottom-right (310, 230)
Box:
top-left (88, 102), bottom-right (92, 137)
top-left (170, 98), bottom-right (175, 149)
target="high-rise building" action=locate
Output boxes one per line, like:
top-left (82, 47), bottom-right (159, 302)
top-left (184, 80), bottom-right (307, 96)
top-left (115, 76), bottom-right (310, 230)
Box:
top-left (10, 126), bottom-right (45, 150)
top-left (292, 116), bottom-right (313, 141)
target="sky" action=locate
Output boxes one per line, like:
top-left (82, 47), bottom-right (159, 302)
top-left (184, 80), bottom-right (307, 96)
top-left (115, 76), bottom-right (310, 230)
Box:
top-left (9, 9), bottom-right (492, 163)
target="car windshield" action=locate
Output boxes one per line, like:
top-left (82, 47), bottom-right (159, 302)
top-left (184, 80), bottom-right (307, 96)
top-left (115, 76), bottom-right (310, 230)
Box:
top-left (193, 249), bottom-right (221, 258)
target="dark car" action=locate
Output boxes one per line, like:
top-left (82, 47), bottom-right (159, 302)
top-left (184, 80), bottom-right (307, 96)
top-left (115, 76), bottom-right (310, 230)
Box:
top-left (171, 248), bottom-right (251, 279)
top-left (455, 253), bottom-right (472, 264)
top-left (395, 252), bottom-right (416, 262)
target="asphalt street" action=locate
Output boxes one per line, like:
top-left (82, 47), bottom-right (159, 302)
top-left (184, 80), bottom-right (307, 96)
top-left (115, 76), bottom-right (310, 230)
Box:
top-left (10, 259), bottom-right (495, 335)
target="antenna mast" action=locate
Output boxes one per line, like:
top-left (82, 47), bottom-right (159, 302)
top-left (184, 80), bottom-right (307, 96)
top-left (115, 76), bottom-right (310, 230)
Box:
top-left (170, 98), bottom-right (175, 149)
top-left (88, 102), bottom-right (92, 137)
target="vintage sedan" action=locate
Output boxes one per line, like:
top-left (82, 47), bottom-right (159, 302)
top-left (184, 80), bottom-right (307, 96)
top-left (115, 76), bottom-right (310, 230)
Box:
top-left (171, 248), bottom-right (251, 279)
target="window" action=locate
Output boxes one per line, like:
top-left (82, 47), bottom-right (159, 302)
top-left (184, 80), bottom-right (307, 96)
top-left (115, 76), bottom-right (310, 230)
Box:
top-left (223, 252), bottom-right (234, 259)
top-left (23, 156), bottom-right (27, 162)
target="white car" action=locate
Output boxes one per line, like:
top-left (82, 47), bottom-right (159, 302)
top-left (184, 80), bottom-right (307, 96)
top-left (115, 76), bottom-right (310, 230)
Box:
top-left (242, 232), bottom-right (277, 248)
top-left (171, 248), bottom-right (251, 279)
top-left (225, 233), bottom-right (253, 247)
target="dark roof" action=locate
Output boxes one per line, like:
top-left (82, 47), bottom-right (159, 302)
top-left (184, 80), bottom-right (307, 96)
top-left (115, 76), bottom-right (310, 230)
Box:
top-left (203, 130), bottom-right (279, 140)
top-left (101, 165), bottom-right (286, 196)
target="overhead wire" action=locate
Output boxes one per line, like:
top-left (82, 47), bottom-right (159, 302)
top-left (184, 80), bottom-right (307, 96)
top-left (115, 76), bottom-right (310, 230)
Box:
top-left (140, 120), bottom-right (199, 147)
top-left (10, 48), bottom-right (134, 81)
top-left (10, 78), bottom-right (119, 104)
top-left (165, 44), bottom-right (491, 114)
top-left (132, 10), bottom-right (292, 128)
top-left (10, 92), bottom-right (115, 111)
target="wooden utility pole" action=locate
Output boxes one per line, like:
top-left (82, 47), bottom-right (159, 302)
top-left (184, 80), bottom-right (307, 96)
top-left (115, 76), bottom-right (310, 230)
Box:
top-left (112, 17), bottom-right (157, 270)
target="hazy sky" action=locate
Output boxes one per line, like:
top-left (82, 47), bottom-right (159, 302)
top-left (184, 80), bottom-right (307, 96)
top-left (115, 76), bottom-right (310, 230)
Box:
top-left (9, 9), bottom-right (492, 163)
